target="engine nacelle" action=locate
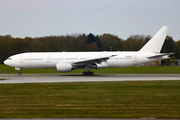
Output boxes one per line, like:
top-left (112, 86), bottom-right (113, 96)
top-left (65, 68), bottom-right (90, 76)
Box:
top-left (56, 62), bottom-right (73, 73)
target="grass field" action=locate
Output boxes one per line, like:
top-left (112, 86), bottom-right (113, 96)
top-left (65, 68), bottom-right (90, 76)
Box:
top-left (1, 64), bottom-right (180, 74)
top-left (0, 81), bottom-right (180, 118)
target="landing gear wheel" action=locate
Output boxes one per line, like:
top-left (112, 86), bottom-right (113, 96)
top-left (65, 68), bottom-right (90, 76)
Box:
top-left (87, 72), bottom-right (90, 76)
top-left (82, 71), bottom-right (86, 76)
top-left (18, 72), bottom-right (21, 75)
top-left (90, 72), bottom-right (94, 76)
top-left (82, 71), bottom-right (94, 76)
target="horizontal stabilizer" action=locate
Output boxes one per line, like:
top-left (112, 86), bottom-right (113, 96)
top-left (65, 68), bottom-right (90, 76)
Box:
top-left (147, 53), bottom-right (174, 59)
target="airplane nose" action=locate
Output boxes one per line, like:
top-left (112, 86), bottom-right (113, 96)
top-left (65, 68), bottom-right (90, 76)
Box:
top-left (4, 60), bottom-right (7, 65)
top-left (4, 60), bottom-right (11, 66)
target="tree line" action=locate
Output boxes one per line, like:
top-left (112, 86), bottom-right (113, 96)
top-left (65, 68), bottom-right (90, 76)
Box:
top-left (0, 33), bottom-right (179, 65)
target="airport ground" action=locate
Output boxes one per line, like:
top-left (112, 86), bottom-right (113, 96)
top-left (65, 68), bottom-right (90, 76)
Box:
top-left (0, 74), bottom-right (180, 118)
top-left (0, 65), bottom-right (180, 119)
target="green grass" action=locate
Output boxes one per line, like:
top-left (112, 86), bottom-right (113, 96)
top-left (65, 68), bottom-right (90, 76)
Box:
top-left (1, 64), bottom-right (180, 74)
top-left (0, 81), bottom-right (180, 118)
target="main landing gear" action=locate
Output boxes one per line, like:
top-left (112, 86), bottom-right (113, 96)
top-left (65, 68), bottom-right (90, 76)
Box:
top-left (82, 71), bottom-right (94, 76)
top-left (82, 65), bottom-right (95, 76)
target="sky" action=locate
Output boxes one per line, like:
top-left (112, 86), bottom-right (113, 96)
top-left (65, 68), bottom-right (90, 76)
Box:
top-left (0, 0), bottom-right (180, 41)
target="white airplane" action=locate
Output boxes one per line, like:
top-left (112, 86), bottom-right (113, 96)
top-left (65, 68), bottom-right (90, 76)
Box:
top-left (4, 26), bottom-right (173, 75)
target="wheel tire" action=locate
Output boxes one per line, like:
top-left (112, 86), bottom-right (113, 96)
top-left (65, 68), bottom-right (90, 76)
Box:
top-left (90, 72), bottom-right (94, 76)
top-left (18, 72), bottom-right (21, 75)
top-left (89, 72), bottom-right (92, 76)
top-left (82, 72), bottom-right (86, 76)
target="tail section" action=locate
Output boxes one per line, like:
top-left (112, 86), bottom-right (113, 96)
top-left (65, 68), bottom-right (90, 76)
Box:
top-left (139, 26), bottom-right (169, 53)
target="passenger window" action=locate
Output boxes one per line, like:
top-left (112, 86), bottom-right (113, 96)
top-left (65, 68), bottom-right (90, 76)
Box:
top-left (8, 58), bottom-right (12, 60)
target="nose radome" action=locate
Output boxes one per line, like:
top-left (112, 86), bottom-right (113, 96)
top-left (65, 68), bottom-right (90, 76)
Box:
top-left (4, 60), bottom-right (7, 65)
top-left (4, 60), bottom-right (11, 66)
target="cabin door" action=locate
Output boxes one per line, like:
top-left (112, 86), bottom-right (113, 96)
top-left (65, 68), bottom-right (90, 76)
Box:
top-left (19, 56), bottom-right (23, 63)
top-left (47, 56), bottom-right (51, 63)
top-left (133, 55), bottom-right (137, 66)
top-left (47, 56), bottom-right (51, 67)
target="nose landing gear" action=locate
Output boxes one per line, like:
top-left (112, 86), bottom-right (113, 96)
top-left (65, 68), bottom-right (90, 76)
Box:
top-left (18, 71), bottom-right (22, 75)
top-left (15, 68), bottom-right (22, 75)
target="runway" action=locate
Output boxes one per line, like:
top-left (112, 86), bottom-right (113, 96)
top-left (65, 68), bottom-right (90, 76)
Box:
top-left (0, 74), bottom-right (180, 84)
top-left (0, 118), bottom-right (179, 120)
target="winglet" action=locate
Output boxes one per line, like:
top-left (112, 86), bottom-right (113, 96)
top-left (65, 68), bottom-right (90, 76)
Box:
top-left (139, 26), bottom-right (169, 53)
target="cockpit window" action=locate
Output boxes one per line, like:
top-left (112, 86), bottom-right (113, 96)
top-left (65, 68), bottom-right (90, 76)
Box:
top-left (8, 58), bottom-right (12, 60)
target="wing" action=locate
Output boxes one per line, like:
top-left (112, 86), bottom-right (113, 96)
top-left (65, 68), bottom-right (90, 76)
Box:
top-left (72, 55), bottom-right (116, 67)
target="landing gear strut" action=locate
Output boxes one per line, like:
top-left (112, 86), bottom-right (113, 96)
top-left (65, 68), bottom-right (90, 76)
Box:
top-left (82, 65), bottom-right (95, 76)
top-left (15, 68), bottom-right (22, 75)
top-left (82, 71), bottom-right (94, 76)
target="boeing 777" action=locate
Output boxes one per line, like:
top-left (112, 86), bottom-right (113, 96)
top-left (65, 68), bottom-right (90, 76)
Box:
top-left (4, 26), bottom-right (173, 75)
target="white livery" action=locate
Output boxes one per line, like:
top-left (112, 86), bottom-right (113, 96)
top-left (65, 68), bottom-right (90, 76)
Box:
top-left (4, 26), bottom-right (173, 75)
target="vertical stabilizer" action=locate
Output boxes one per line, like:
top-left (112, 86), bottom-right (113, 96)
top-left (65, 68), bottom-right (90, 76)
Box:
top-left (139, 26), bottom-right (169, 53)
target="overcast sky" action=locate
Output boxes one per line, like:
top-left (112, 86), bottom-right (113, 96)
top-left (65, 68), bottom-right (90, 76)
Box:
top-left (0, 0), bottom-right (180, 41)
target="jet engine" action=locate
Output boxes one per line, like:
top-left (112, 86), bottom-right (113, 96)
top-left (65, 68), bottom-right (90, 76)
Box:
top-left (56, 62), bottom-right (73, 72)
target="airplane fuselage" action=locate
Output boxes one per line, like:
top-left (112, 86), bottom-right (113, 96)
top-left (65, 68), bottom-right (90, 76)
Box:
top-left (5, 51), bottom-right (168, 69)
